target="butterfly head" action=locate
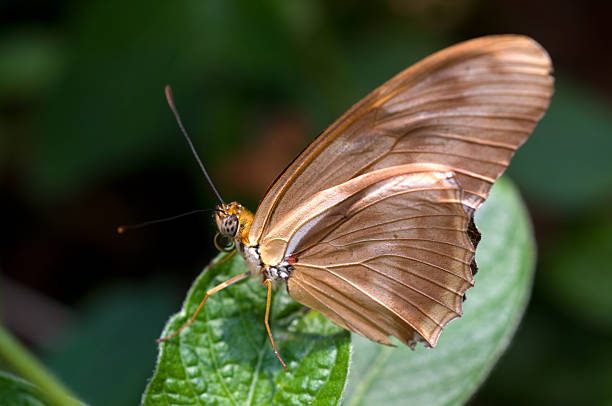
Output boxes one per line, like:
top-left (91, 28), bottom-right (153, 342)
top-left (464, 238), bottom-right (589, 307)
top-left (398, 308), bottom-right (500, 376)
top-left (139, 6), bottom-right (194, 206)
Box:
top-left (215, 206), bottom-right (239, 237)
top-left (215, 202), bottom-right (254, 243)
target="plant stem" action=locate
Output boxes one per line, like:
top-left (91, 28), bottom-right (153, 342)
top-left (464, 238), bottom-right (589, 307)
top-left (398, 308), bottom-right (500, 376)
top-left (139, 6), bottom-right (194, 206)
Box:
top-left (0, 323), bottom-right (84, 406)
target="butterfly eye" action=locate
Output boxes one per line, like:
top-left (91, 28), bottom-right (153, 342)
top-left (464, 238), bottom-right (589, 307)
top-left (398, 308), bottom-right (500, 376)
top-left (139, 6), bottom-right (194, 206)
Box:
top-left (219, 214), bottom-right (239, 237)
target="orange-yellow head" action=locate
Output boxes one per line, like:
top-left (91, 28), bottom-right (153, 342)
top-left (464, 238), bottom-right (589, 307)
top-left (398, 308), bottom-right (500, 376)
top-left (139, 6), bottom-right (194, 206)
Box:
top-left (214, 202), bottom-right (253, 245)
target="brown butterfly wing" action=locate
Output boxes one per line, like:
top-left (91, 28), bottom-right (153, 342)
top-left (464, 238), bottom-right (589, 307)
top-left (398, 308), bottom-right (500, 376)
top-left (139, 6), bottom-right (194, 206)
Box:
top-left (249, 35), bottom-right (553, 244)
top-left (284, 166), bottom-right (473, 347)
top-left (249, 35), bottom-right (553, 346)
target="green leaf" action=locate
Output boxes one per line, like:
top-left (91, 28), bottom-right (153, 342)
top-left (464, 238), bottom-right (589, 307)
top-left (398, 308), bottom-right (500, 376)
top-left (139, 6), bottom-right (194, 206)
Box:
top-left (342, 177), bottom-right (536, 406)
top-left (0, 371), bottom-right (50, 406)
top-left (142, 254), bottom-right (350, 406)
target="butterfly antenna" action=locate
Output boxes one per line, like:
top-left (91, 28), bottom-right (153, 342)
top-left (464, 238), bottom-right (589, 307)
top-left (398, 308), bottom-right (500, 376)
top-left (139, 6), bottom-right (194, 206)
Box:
top-left (165, 85), bottom-right (225, 205)
top-left (117, 209), bottom-right (218, 234)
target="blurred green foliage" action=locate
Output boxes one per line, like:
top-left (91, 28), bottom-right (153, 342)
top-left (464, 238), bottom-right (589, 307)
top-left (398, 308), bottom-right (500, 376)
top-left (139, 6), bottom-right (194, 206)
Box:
top-left (42, 280), bottom-right (180, 405)
top-left (509, 78), bottom-right (612, 212)
top-left (2, 1), bottom-right (611, 405)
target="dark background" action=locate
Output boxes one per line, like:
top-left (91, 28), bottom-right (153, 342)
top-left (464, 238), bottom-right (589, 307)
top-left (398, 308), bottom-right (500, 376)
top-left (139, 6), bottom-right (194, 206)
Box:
top-left (2, 1), bottom-right (611, 405)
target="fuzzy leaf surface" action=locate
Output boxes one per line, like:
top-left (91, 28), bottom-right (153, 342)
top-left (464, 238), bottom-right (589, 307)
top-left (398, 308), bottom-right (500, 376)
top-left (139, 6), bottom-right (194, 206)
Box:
top-left (142, 253), bottom-right (350, 406)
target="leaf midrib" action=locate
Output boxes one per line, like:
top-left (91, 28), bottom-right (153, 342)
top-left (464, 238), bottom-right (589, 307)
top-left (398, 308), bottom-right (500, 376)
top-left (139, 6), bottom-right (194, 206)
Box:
top-left (203, 307), bottom-right (238, 406)
top-left (246, 340), bottom-right (266, 406)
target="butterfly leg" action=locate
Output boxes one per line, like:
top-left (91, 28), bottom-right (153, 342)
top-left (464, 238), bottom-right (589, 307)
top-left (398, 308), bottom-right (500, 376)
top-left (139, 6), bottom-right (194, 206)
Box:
top-left (156, 271), bottom-right (250, 343)
top-left (213, 249), bottom-right (236, 266)
top-left (263, 279), bottom-right (289, 371)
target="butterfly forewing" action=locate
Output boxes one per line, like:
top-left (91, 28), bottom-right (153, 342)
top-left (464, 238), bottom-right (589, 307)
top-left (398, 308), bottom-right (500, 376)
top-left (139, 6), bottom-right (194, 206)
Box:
top-left (250, 35), bottom-right (553, 245)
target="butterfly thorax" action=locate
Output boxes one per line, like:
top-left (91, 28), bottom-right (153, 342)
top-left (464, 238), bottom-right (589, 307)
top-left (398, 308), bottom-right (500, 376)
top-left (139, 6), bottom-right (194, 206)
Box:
top-left (215, 202), bottom-right (294, 282)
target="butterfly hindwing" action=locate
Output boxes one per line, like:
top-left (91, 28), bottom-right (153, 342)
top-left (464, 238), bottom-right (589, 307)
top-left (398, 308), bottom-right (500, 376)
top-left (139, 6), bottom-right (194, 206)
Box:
top-left (285, 166), bottom-right (473, 346)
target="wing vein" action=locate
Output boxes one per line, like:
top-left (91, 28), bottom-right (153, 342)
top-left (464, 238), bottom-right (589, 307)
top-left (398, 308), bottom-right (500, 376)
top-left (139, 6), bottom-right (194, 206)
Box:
top-left (323, 214), bottom-right (466, 243)
top-left (292, 277), bottom-right (389, 338)
top-left (389, 150), bottom-right (509, 166)
top-left (359, 262), bottom-right (462, 315)
top-left (320, 266), bottom-right (446, 328)
top-left (326, 236), bottom-right (472, 251)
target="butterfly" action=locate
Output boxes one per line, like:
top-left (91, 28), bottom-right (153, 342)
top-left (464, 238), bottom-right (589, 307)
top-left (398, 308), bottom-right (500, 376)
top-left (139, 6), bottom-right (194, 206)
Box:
top-left (158, 35), bottom-right (553, 370)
